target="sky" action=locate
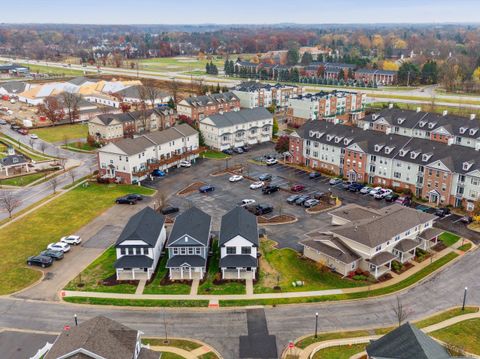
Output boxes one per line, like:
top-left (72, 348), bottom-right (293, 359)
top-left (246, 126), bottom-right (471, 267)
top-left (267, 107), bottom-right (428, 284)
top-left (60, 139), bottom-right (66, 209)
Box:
top-left (1, 0), bottom-right (480, 24)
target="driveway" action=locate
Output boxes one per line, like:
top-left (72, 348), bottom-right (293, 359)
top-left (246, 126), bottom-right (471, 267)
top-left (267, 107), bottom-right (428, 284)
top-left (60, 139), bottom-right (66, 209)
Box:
top-left (0, 330), bottom-right (57, 359)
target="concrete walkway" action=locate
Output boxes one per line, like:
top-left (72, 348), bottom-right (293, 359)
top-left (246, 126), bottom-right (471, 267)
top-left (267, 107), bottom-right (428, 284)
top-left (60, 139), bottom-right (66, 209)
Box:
top-left (190, 279), bottom-right (199, 296)
top-left (147, 337), bottom-right (222, 359)
top-left (136, 280), bottom-right (147, 295)
top-left (246, 279), bottom-right (253, 296)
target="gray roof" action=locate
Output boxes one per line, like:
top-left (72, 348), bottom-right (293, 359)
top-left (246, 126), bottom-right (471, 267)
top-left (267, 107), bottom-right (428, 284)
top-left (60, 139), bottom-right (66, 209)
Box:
top-left (96, 111), bottom-right (140, 125)
top-left (220, 207), bottom-right (258, 247)
top-left (0, 81), bottom-right (28, 94)
top-left (115, 207), bottom-right (165, 247)
top-left (369, 251), bottom-right (397, 266)
top-left (329, 203), bottom-right (381, 222)
top-left (166, 255), bottom-right (206, 268)
top-left (114, 255), bottom-right (153, 269)
top-left (291, 90), bottom-right (361, 102)
top-left (202, 107), bottom-right (272, 128)
top-left (114, 85), bottom-right (169, 100)
top-left (366, 322), bottom-right (452, 359)
top-left (167, 207), bottom-right (211, 247)
top-left (329, 205), bottom-right (436, 248)
top-left (68, 76), bottom-right (100, 86)
top-left (0, 154), bottom-right (28, 167)
top-left (220, 255), bottom-right (258, 268)
top-left (45, 316), bottom-right (139, 359)
top-left (234, 81), bottom-right (298, 92)
top-left (138, 348), bottom-right (160, 359)
top-left (418, 227), bottom-right (444, 240)
top-left (112, 136), bottom-right (154, 156)
top-left (394, 238), bottom-right (421, 252)
top-left (183, 92), bottom-right (239, 107)
top-left (300, 235), bottom-right (360, 264)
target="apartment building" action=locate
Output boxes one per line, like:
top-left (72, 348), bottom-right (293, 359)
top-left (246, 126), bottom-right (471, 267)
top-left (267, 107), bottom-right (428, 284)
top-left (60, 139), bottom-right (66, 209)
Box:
top-left (176, 92), bottom-right (240, 123)
top-left (354, 69), bottom-right (397, 85)
top-left (286, 91), bottom-right (366, 127)
top-left (289, 120), bottom-right (480, 210)
top-left (231, 81), bottom-right (302, 108)
top-left (357, 107), bottom-right (480, 150)
top-left (200, 108), bottom-right (273, 150)
top-left (97, 123), bottom-right (199, 184)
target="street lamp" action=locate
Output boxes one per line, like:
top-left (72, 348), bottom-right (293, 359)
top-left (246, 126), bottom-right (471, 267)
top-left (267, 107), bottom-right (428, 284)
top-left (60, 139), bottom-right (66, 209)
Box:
top-left (462, 287), bottom-right (468, 311)
top-left (314, 312), bottom-right (319, 338)
top-left (74, 314), bottom-right (78, 326)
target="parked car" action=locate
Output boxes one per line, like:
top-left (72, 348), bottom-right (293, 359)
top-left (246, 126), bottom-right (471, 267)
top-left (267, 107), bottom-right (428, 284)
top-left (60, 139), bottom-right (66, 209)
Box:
top-left (151, 169), bottom-right (166, 177)
top-left (291, 184), bottom-right (305, 192)
top-left (40, 250), bottom-right (64, 260)
top-left (385, 193), bottom-right (400, 202)
top-left (341, 181), bottom-right (353, 190)
top-left (240, 199), bottom-right (256, 207)
top-left (309, 172), bottom-right (321, 179)
top-left (435, 207), bottom-right (451, 217)
top-left (252, 204), bottom-right (274, 216)
top-left (179, 160), bottom-right (191, 168)
top-left (360, 186), bottom-right (373, 194)
top-left (262, 185), bottom-right (280, 195)
top-left (460, 215), bottom-right (473, 224)
top-left (312, 192), bottom-right (326, 200)
top-left (395, 196), bottom-right (411, 206)
top-left (161, 206), bottom-right (180, 215)
top-left (304, 198), bottom-right (320, 208)
top-left (295, 195), bottom-right (310, 206)
top-left (29, 133), bottom-right (38, 139)
top-left (233, 147), bottom-right (244, 154)
top-left (229, 174), bottom-right (243, 182)
top-left (415, 205), bottom-right (431, 213)
top-left (47, 242), bottom-right (71, 253)
top-left (369, 187), bottom-right (383, 196)
top-left (60, 235), bottom-right (82, 245)
top-left (115, 195), bottom-right (137, 205)
top-left (250, 181), bottom-right (264, 190)
top-left (287, 194), bottom-right (301, 204)
top-left (329, 178), bottom-right (342, 186)
top-left (0, 119), bottom-right (7, 125)
top-left (222, 149), bottom-right (234, 155)
top-left (199, 185), bottom-right (215, 193)
top-left (265, 158), bottom-right (278, 166)
top-left (17, 128), bottom-right (28, 135)
top-left (374, 189), bottom-right (392, 199)
top-left (348, 183), bottom-right (364, 192)
top-left (27, 255), bottom-right (53, 268)
top-left (241, 145), bottom-right (250, 152)
top-left (258, 173), bottom-right (272, 181)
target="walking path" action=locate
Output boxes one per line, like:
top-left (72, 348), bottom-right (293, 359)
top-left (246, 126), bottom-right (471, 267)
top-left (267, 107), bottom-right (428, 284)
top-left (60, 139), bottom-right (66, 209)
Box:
top-left (146, 337), bottom-right (222, 359)
top-left (246, 279), bottom-right (253, 296)
top-left (136, 280), bottom-right (147, 295)
top-left (190, 279), bottom-right (199, 296)
top-left (286, 310), bottom-right (480, 359)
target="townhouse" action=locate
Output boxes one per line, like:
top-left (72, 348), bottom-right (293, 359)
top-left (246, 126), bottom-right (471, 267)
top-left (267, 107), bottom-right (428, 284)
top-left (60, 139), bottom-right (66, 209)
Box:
top-left (113, 85), bottom-right (171, 105)
top-left (357, 107), bottom-right (480, 150)
top-left (97, 123), bottom-right (200, 184)
top-left (286, 91), bottom-right (366, 127)
top-left (200, 107), bottom-right (273, 150)
top-left (301, 204), bottom-right (439, 279)
top-left (231, 81), bottom-right (302, 108)
top-left (88, 108), bottom-right (177, 142)
top-left (289, 120), bottom-right (480, 209)
top-left (176, 92), bottom-right (240, 123)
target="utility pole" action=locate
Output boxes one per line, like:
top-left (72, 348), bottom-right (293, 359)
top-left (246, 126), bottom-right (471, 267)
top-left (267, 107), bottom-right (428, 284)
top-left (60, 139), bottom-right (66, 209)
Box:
top-left (407, 71), bottom-right (411, 87)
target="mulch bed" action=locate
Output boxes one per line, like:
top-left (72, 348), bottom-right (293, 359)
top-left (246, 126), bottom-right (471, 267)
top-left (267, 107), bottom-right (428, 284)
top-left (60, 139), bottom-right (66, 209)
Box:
top-left (101, 274), bottom-right (139, 287)
top-left (377, 273), bottom-right (393, 282)
top-left (177, 181), bottom-right (206, 196)
top-left (258, 214), bottom-right (297, 225)
top-left (392, 261), bottom-right (415, 274)
top-left (211, 165), bottom-right (243, 176)
top-left (432, 242), bottom-right (447, 252)
top-left (306, 200), bottom-right (335, 213)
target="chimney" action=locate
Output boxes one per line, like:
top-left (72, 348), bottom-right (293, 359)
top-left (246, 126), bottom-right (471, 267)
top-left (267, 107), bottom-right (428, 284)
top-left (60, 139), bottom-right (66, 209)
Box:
top-left (416, 107), bottom-right (421, 113)
top-left (442, 110), bottom-right (448, 116)
top-left (447, 137), bottom-right (454, 146)
top-left (388, 103), bottom-right (393, 109)
top-left (470, 114), bottom-right (476, 120)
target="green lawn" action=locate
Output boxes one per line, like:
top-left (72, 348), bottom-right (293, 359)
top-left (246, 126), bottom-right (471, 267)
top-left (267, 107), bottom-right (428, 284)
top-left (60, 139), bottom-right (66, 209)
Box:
top-left (63, 141), bottom-right (96, 152)
top-left (439, 232), bottom-right (461, 247)
top-left (198, 240), bottom-right (246, 295)
top-left (138, 56), bottom-right (224, 74)
top-left (0, 171), bottom-right (51, 186)
top-left (143, 255), bottom-right (191, 294)
top-left (158, 353), bottom-right (185, 359)
top-left (414, 307), bottom-right (478, 328)
top-left (458, 243), bottom-right (472, 251)
top-left (143, 339), bottom-right (201, 351)
top-left (0, 182), bottom-right (154, 295)
top-left (63, 296), bottom-right (209, 307)
top-left (254, 239), bottom-right (368, 294)
top-left (20, 63), bottom-right (89, 76)
top-left (64, 247), bottom-right (138, 294)
top-left (296, 330), bottom-right (371, 349)
top-left (198, 353), bottom-right (219, 359)
top-left (0, 135), bottom-right (53, 161)
top-left (201, 150), bottom-right (230, 159)
top-left (368, 102), bottom-right (480, 117)
top-left (311, 344), bottom-right (366, 359)
top-left (432, 319), bottom-right (480, 355)
top-left (32, 124), bottom-right (89, 143)
top-left (370, 93), bottom-right (480, 106)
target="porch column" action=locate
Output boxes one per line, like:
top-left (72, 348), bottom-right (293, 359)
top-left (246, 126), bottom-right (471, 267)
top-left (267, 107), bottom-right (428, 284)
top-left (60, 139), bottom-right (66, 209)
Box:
top-left (375, 266), bottom-right (378, 278)
top-left (189, 267), bottom-right (192, 280)
top-left (169, 268), bottom-right (172, 280)
top-left (222, 268), bottom-right (225, 279)
top-left (116, 269), bottom-right (119, 280)
top-left (401, 252), bottom-right (404, 263)
top-left (132, 268), bottom-right (135, 280)
top-left (413, 248), bottom-right (416, 257)
top-left (388, 261), bottom-right (392, 270)
top-left (237, 268), bottom-right (241, 279)
top-left (180, 267), bottom-right (184, 280)
top-left (5, 167), bottom-right (8, 176)
top-left (25, 164), bottom-right (29, 173)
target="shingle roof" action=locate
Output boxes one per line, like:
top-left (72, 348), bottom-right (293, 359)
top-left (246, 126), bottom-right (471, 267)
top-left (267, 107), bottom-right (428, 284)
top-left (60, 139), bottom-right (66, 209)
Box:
top-left (202, 107), bottom-right (272, 128)
top-left (143, 123), bottom-right (197, 144)
top-left (114, 255), bottom-right (153, 269)
top-left (68, 76), bottom-right (100, 86)
top-left (300, 235), bottom-right (360, 264)
top-left (418, 227), bottom-right (444, 240)
top-left (183, 92), bottom-right (239, 107)
top-left (220, 255), bottom-right (258, 268)
top-left (220, 207), bottom-right (258, 247)
top-left (138, 347), bottom-right (160, 359)
top-left (166, 255), bottom-right (206, 268)
top-left (45, 316), bottom-right (139, 359)
top-left (167, 207), bottom-right (211, 247)
top-left (114, 85), bottom-right (169, 100)
top-left (112, 136), bottom-right (155, 156)
top-left (0, 81), bottom-right (29, 94)
top-left (394, 238), bottom-right (421, 252)
top-left (234, 81), bottom-right (297, 92)
top-left (115, 207), bottom-right (165, 247)
top-left (0, 154), bottom-right (28, 167)
top-left (366, 322), bottom-right (452, 359)
top-left (329, 203), bottom-right (381, 222)
top-left (369, 251), bottom-right (397, 266)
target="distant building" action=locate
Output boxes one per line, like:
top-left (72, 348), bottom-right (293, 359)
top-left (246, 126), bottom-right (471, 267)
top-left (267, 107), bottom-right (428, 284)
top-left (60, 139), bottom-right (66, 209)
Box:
top-left (232, 81), bottom-right (302, 108)
top-left (176, 92), bottom-right (240, 123)
top-left (114, 85), bottom-right (172, 105)
top-left (355, 68), bottom-right (397, 85)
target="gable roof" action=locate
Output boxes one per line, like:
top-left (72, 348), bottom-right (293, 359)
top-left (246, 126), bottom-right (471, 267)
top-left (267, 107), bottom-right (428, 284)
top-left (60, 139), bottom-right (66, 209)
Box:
top-left (300, 234), bottom-right (360, 264)
top-left (115, 207), bottom-right (165, 247)
top-left (112, 136), bottom-right (155, 156)
top-left (0, 154), bottom-right (28, 167)
top-left (366, 322), bottom-right (452, 359)
top-left (0, 81), bottom-right (29, 94)
top-left (202, 107), bottom-right (272, 128)
top-left (182, 92), bottom-right (239, 107)
top-left (220, 207), bottom-right (258, 247)
top-left (167, 207), bottom-right (211, 247)
top-left (45, 316), bottom-right (139, 359)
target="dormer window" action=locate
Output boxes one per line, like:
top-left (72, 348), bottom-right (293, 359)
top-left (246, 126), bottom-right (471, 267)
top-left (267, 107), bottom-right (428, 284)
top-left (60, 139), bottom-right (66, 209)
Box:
top-left (344, 137), bottom-right (352, 145)
top-left (326, 134), bottom-right (333, 141)
top-left (469, 128), bottom-right (478, 136)
top-left (309, 130), bottom-right (318, 137)
top-left (384, 146), bottom-right (395, 154)
top-left (374, 144), bottom-right (384, 152)
top-left (419, 120), bottom-right (427, 128)
top-left (428, 122), bottom-right (437, 129)
top-left (410, 151), bottom-right (420, 159)
top-left (459, 127), bottom-right (467, 134)
top-left (399, 149), bottom-right (408, 157)
top-left (317, 132), bottom-right (324, 139)
top-left (397, 118), bottom-right (405, 124)
top-left (422, 153), bottom-right (433, 162)
top-left (463, 161), bottom-right (474, 171)
top-left (334, 136), bottom-right (343, 143)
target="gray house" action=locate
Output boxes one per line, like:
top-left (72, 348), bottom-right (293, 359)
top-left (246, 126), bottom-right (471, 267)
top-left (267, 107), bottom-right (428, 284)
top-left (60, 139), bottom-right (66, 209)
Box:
top-left (166, 207), bottom-right (212, 280)
top-left (219, 207), bottom-right (259, 280)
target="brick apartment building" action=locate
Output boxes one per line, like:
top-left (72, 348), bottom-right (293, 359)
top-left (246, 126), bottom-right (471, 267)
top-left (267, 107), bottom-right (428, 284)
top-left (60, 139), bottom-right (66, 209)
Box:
top-left (231, 81), bottom-right (302, 108)
top-left (176, 92), bottom-right (240, 123)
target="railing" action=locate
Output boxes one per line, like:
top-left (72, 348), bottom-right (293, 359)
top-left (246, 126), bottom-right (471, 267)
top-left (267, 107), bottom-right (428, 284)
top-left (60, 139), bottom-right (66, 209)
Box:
top-left (133, 147), bottom-right (206, 176)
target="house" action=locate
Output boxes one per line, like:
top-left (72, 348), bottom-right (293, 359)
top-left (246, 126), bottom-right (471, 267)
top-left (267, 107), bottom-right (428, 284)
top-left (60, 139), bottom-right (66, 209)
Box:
top-left (0, 153), bottom-right (30, 176)
top-left (301, 204), bottom-right (440, 279)
top-left (97, 123), bottom-right (199, 184)
top-left (84, 91), bottom-right (121, 108)
top-left (232, 81), bottom-right (302, 108)
top-left (366, 322), bottom-right (464, 359)
top-left (0, 63), bottom-right (29, 78)
top-left (200, 107), bottom-right (273, 150)
top-left (114, 207), bottom-right (166, 280)
top-left (219, 207), bottom-right (259, 279)
top-left (43, 316), bottom-right (159, 359)
top-left (0, 81), bottom-right (32, 97)
top-left (355, 68), bottom-right (398, 85)
top-left (165, 207), bottom-right (212, 280)
top-left (176, 92), bottom-right (240, 123)
top-left (114, 85), bottom-right (171, 105)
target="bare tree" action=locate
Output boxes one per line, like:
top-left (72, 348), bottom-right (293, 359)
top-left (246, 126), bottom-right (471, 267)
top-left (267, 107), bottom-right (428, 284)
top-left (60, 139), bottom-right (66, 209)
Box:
top-left (0, 190), bottom-right (21, 218)
top-left (37, 96), bottom-right (65, 126)
top-left (168, 78), bottom-right (179, 103)
top-left (153, 190), bottom-right (167, 212)
top-left (392, 296), bottom-right (409, 327)
top-left (68, 168), bottom-right (77, 183)
top-left (49, 177), bottom-right (59, 194)
top-left (29, 138), bottom-right (35, 149)
top-left (138, 79), bottom-right (161, 109)
top-left (61, 92), bottom-right (83, 123)
top-left (63, 135), bottom-right (70, 147)
top-left (57, 158), bottom-right (68, 171)
top-left (39, 141), bottom-right (47, 154)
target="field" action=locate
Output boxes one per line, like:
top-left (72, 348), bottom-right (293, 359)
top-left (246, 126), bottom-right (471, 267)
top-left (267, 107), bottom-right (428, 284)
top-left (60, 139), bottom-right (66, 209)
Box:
top-left (432, 318), bottom-right (480, 355)
top-left (0, 182), bottom-right (154, 295)
top-left (138, 56), bottom-right (225, 74)
top-left (20, 63), bottom-right (89, 76)
top-left (32, 124), bottom-right (89, 143)
top-left (0, 171), bottom-right (52, 186)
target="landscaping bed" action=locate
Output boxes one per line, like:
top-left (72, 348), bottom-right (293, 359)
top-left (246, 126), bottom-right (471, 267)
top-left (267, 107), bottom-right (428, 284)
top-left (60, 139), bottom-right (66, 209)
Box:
top-left (143, 255), bottom-right (191, 295)
top-left (177, 181), bottom-right (206, 196)
top-left (306, 199), bottom-right (336, 214)
top-left (391, 260), bottom-right (414, 275)
top-left (414, 248), bottom-right (432, 262)
top-left (258, 214), bottom-right (297, 225)
top-left (210, 165), bottom-right (243, 176)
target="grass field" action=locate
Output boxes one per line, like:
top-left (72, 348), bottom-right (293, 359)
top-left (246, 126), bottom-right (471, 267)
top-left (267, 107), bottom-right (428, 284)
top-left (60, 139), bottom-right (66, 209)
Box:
top-left (414, 307), bottom-right (478, 328)
top-left (143, 339), bottom-right (201, 351)
top-left (32, 124), bottom-right (89, 143)
top-left (157, 353), bottom-right (185, 359)
top-left (143, 255), bottom-right (191, 295)
top-left (368, 102), bottom-right (480, 117)
top-left (138, 56), bottom-right (224, 74)
top-left (0, 135), bottom-right (53, 161)
top-left (201, 150), bottom-right (230, 159)
top-left (311, 344), bottom-right (366, 359)
top-left (439, 232), bottom-right (461, 247)
top-left (0, 183), bottom-right (154, 295)
top-left (432, 318), bottom-right (480, 355)
top-left (20, 63), bottom-right (89, 76)
top-left (0, 171), bottom-right (50, 186)
top-left (63, 296), bottom-right (209, 307)
top-left (63, 141), bottom-right (96, 152)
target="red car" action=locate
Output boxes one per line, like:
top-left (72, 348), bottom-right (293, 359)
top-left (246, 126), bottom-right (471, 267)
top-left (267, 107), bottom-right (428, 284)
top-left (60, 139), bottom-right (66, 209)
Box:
top-left (291, 184), bottom-right (305, 192)
top-left (17, 128), bottom-right (28, 135)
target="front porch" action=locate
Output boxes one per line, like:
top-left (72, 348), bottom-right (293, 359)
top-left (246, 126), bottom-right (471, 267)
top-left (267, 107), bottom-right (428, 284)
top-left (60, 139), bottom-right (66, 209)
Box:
top-left (168, 266), bottom-right (204, 280)
top-left (393, 239), bottom-right (422, 263)
top-left (418, 228), bottom-right (445, 250)
top-left (221, 267), bottom-right (256, 280)
top-left (367, 252), bottom-right (396, 279)
top-left (115, 267), bottom-right (152, 280)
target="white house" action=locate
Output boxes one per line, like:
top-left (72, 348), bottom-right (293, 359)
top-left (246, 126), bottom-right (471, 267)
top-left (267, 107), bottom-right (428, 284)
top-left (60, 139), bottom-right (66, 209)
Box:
top-left (114, 207), bottom-right (166, 281)
top-left (200, 107), bottom-right (273, 150)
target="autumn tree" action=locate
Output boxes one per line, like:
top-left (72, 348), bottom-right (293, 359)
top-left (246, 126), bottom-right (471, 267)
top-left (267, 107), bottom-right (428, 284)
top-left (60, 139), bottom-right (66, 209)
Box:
top-left (398, 63), bottom-right (420, 86)
top-left (275, 135), bottom-right (289, 153)
top-left (38, 96), bottom-right (65, 126)
top-left (61, 92), bottom-right (82, 123)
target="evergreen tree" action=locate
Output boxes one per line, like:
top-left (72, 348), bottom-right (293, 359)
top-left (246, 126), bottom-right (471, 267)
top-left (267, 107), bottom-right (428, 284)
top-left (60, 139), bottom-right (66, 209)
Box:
top-left (205, 62), bottom-right (211, 74)
top-left (167, 98), bottom-right (176, 109)
top-left (338, 69), bottom-right (345, 81)
top-left (300, 52), bottom-right (313, 65)
top-left (420, 60), bottom-right (438, 84)
top-left (286, 49), bottom-right (300, 65)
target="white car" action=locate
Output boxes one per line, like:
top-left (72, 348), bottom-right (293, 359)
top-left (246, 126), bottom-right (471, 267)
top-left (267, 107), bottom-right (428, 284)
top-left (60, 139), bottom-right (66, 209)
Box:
top-left (229, 174), bottom-right (244, 182)
top-left (61, 235), bottom-right (82, 245)
top-left (179, 160), bottom-right (191, 168)
top-left (265, 158), bottom-right (278, 166)
top-left (360, 186), bottom-right (372, 194)
top-left (369, 187), bottom-right (383, 196)
top-left (250, 181), bottom-right (265, 190)
top-left (240, 199), bottom-right (256, 206)
top-left (329, 178), bottom-right (342, 186)
top-left (48, 242), bottom-right (71, 253)
top-left (30, 134), bottom-right (38, 139)
top-left (374, 189), bottom-right (392, 199)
